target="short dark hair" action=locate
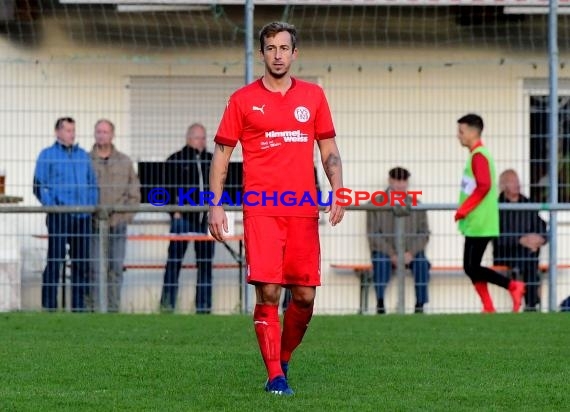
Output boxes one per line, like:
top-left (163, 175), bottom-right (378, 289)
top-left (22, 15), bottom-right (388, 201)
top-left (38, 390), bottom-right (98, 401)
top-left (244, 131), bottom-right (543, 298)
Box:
top-left (457, 113), bottom-right (484, 134)
top-left (55, 117), bottom-right (75, 130)
top-left (259, 21), bottom-right (297, 52)
top-left (389, 166), bottom-right (411, 181)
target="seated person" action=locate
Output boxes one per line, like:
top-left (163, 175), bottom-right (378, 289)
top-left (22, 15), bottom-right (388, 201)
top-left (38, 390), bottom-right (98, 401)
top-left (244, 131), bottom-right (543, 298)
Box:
top-left (366, 167), bottom-right (431, 314)
top-left (493, 169), bottom-right (548, 311)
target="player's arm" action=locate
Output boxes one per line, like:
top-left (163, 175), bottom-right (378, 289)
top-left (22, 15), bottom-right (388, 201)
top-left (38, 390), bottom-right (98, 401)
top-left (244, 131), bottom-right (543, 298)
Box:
top-left (208, 143), bottom-right (234, 241)
top-left (317, 138), bottom-right (345, 226)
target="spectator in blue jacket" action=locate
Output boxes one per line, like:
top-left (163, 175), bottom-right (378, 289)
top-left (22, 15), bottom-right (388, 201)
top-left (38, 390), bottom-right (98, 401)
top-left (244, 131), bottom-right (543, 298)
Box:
top-left (33, 117), bottom-right (99, 312)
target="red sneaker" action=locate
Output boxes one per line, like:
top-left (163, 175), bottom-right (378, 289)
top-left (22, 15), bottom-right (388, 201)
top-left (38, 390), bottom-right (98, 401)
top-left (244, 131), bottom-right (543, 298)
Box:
top-left (508, 281), bottom-right (526, 313)
top-left (482, 306), bottom-right (496, 314)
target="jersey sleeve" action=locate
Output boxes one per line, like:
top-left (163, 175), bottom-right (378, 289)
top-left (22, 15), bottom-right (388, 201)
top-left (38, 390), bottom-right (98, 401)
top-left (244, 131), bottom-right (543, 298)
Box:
top-left (214, 94), bottom-right (242, 147)
top-left (314, 87), bottom-right (336, 140)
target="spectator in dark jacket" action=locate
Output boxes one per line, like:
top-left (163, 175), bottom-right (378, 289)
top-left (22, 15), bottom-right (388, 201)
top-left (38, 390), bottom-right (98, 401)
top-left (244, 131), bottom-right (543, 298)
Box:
top-left (493, 169), bottom-right (548, 311)
top-left (160, 123), bottom-right (216, 313)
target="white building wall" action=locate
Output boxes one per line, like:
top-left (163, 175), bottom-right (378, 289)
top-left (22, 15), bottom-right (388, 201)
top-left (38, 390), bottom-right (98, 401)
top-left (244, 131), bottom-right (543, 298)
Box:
top-left (1, 18), bottom-right (569, 313)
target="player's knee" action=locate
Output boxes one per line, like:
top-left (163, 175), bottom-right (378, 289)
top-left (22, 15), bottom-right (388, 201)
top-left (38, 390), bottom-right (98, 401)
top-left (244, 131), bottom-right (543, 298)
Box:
top-left (464, 263), bottom-right (480, 278)
top-left (463, 262), bottom-right (481, 274)
top-left (255, 284), bottom-right (281, 305)
top-left (292, 297), bottom-right (314, 309)
top-left (290, 288), bottom-right (316, 308)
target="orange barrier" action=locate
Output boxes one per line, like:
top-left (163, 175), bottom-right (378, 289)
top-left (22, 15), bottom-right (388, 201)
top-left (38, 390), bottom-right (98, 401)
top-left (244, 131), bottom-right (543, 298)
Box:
top-left (124, 263), bottom-right (239, 270)
top-left (33, 234), bottom-right (243, 242)
top-left (126, 234), bottom-right (243, 242)
top-left (33, 233), bottom-right (245, 273)
top-left (330, 263), bottom-right (569, 273)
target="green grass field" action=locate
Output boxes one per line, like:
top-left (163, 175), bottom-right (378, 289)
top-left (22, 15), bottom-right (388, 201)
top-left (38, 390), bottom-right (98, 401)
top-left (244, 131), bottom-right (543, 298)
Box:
top-left (1, 313), bottom-right (569, 412)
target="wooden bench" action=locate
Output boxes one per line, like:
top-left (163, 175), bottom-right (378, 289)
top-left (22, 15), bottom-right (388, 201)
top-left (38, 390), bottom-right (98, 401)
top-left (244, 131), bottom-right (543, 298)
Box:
top-left (123, 263), bottom-right (240, 270)
top-left (34, 233), bottom-right (246, 311)
top-left (59, 262), bottom-right (240, 273)
top-left (330, 262), bottom-right (568, 314)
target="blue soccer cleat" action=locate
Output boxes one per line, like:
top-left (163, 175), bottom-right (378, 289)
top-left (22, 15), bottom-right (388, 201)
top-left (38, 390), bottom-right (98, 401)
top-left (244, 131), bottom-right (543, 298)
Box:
top-left (281, 361), bottom-right (289, 379)
top-left (264, 375), bottom-right (294, 396)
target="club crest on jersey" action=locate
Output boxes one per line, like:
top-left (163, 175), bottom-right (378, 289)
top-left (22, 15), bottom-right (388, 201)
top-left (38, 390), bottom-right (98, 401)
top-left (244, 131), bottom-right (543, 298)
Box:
top-left (294, 106), bottom-right (310, 123)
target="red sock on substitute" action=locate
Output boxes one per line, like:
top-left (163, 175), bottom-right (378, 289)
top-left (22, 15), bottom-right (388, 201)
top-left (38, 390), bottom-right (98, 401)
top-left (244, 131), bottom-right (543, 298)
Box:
top-left (280, 301), bottom-right (314, 363)
top-left (474, 282), bottom-right (495, 312)
top-left (253, 304), bottom-right (283, 381)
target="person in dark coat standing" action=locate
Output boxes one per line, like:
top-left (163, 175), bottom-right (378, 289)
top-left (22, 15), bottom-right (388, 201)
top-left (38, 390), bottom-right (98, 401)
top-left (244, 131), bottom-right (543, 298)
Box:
top-left (160, 123), bottom-right (216, 313)
top-left (493, 169), bottom-right (548, 311)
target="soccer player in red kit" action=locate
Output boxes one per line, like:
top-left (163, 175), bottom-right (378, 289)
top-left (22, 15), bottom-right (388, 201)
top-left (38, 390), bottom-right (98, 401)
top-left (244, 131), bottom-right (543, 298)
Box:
top-left (208, 21), bottom-right (344, 396)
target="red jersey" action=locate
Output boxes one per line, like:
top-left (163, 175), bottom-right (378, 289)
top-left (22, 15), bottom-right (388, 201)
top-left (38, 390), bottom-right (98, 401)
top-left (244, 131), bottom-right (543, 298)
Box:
top-left (214, 77), bottom-right (336, 217)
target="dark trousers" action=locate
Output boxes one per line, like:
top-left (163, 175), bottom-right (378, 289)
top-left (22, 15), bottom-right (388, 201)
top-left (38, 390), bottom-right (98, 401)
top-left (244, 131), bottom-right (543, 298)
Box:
top-left (495, 250), bottom-right (541, 309)
top-left (463, 237), bottom-right (510, 289)
top-left (371, 250), bottom-right (431, 306)
top-left (42, 213), bottom-right (92, 312)
top-left (160, 218), bottom-right (215, 312)
top-left (282, 288), bottom-right (292, 311)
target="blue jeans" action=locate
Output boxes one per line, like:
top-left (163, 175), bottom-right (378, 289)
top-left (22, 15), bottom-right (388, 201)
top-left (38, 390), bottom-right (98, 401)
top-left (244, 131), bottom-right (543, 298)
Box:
top-left (371, 250), bottom-right (431, 306)
top-left (43, 213), bottom-right (92, 312)
top-left (160, 218), bottom-right (215, 312)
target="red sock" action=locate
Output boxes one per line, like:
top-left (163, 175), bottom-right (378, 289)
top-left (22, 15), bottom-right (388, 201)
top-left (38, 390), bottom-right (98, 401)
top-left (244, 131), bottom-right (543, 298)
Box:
top-left (253, 304), bottom-right (283, 381)
top-left (280, 300), bottom-right (314, 363)
top-left (474, 282), bottom-right (495, 311)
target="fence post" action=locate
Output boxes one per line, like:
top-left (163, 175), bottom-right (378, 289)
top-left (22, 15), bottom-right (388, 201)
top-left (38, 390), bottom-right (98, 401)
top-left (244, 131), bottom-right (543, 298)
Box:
top-left (548, 0), bottom-right (559, 313)
top-left (395, 216), bottom-right (406, 314)
top-left (393, 199), bottom-right (413, 315)
top-left (97, 208), bottom-right (109, 314)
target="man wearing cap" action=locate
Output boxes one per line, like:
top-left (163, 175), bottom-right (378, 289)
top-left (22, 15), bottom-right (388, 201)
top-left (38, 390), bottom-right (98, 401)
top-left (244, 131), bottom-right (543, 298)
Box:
top-left (366, 167), bottom-right (431, 314)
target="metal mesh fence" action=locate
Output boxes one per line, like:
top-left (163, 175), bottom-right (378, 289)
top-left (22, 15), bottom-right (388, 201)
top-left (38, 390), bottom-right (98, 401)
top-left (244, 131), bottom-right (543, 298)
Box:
top-left (1, 1), bottom-right (570, 314)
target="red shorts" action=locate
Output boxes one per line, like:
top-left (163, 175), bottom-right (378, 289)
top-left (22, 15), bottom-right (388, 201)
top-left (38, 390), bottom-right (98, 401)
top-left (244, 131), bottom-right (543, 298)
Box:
top-left (244, 216), bottom-right (321, 286)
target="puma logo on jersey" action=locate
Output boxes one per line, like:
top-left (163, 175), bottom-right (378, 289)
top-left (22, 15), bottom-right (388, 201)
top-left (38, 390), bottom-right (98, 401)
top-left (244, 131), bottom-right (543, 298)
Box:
top-left (253, 104), bottom-right (265, 114)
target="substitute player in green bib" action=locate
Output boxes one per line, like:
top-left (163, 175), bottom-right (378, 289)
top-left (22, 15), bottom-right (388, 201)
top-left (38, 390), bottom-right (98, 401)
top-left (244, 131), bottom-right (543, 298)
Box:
top-left (455, 114), bottom-right (525, 313)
